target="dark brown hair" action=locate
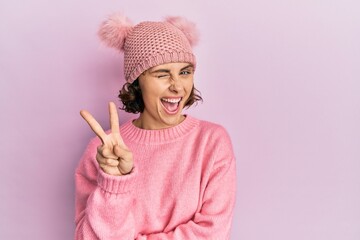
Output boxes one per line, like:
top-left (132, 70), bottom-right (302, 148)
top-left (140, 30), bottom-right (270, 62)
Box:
top-left (118, 79), bottom-right (203, 114)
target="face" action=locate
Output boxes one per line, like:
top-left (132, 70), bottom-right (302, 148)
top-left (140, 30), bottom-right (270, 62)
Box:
top-left (134, 62), bottom-right (195, 130)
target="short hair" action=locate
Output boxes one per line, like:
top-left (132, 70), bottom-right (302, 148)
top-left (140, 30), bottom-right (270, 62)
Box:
top-left (118, 79), bottom-right (203, 114)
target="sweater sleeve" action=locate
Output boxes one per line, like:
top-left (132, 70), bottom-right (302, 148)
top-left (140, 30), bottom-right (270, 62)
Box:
top-left (74, 138), bottom-right (138, 240)
top-left (136, 128), bottom-right (237, 240)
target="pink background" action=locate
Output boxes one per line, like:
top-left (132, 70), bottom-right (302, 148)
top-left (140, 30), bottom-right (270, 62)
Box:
top-left (1, 0), bottom-right (359, 239)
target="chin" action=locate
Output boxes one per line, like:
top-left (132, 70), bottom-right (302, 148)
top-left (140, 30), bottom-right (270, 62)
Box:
top-left (159, 110), bottom-right (185, 127)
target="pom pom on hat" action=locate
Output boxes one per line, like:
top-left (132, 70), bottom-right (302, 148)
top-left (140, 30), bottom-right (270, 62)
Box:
top-left (165, 16), bottom-right (199, 47)
top-left (98, 13), bottom-right (133, 50)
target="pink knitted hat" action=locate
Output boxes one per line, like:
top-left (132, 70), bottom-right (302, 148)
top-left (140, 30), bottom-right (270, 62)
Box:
top-left (98, 13), bottom-right (199, 83)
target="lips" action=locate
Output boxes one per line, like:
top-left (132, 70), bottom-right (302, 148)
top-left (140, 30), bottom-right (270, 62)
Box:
top-left (161, 97), bottom-right (182, 114)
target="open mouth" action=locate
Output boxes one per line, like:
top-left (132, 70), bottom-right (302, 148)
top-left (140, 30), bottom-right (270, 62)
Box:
top-left (160, 97), bottom-right (182, 114)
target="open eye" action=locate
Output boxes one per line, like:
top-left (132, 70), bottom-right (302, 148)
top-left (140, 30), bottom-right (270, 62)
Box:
top-left (180, 70), bottom-right (192, 75)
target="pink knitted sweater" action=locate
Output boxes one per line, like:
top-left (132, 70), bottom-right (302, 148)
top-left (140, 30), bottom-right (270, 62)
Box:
top-left (75, 116), bottom-right (236, 239)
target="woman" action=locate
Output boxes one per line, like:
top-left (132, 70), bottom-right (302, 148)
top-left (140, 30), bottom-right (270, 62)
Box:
top-left (75, 13), bottom-right (236, 239)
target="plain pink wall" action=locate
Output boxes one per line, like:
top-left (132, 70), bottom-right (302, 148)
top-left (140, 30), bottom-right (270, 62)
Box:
top-left (1, 0), bottom-right (359, 239)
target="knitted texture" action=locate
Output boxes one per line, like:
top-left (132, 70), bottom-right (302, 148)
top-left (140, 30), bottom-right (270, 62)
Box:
top-left (124, 21), bottom-right (196, 83)
top-left (75, 116), bottom-right (236, 239)
top-left (98, 14), bottom-right (198, 83)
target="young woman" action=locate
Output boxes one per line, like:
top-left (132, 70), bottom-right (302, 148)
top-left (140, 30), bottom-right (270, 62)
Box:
top-left (75, 13), bottom-right (236, 239)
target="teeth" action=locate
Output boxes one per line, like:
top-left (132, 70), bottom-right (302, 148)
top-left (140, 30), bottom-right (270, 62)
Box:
top-left (162, 98), bottom-right (181, 103)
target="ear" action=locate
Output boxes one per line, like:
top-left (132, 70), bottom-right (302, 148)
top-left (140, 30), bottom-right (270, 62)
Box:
top-left (98, 13), bottom-right (134, 51)
top-left (165, 16), bottom-right (199, 47)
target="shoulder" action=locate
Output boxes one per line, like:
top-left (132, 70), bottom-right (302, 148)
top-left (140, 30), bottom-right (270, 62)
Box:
top-left (194, 117), bottom-right (232, 142)
top-left (190, 116), bottom-right (234, 153)
top-left (192, 117), bottom-right (236, 170)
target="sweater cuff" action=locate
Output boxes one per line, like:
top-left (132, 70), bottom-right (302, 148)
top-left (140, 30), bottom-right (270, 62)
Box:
top-left (97, 167), bottom-right (138, 194)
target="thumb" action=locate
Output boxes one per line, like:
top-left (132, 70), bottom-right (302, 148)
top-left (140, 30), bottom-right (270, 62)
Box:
top-left (98, 145), bottom-right (118, 159)
top-left (114, 145), bottom-right (132, 160)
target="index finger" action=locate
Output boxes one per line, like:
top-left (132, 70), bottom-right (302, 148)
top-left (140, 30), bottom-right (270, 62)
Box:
top-left (108, 102), bottom-right (126, 146)
top-left (109, 102), bottom-right (120, 134)
top-left (80, 110), bottom-right (107, 144)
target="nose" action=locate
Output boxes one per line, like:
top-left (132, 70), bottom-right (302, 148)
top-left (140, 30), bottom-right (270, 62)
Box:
top-left (169, 76), bottom-right (183, 92)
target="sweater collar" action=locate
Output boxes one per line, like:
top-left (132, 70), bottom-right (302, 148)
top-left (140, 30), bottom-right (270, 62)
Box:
top-left (120, 115), bottom-right (199, 144)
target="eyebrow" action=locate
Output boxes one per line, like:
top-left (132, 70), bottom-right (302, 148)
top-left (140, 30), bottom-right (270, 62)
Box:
top-left (149, 64), bottom-right (194, 74)
top-left (150, 69), bottom-right (170, 74)
top-left (180, 64), bottom-right (194, 71)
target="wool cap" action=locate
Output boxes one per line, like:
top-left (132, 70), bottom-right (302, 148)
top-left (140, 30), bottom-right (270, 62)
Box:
top-left (98, 14), bottom-right (199, 83)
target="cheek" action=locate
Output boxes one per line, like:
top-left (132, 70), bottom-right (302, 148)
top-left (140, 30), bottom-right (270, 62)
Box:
top-left (142, 87), bottom-right (162, 103)
top-left (185, 80), bottom-right (194, 93)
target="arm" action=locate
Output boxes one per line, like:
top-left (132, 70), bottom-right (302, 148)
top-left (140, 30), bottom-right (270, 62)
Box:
top-left (75, 102), bottom-right (137, 239)
top-left (136, 128), bottom-right (236, 240)
top-left (75, 138), bottom-right (138, 240)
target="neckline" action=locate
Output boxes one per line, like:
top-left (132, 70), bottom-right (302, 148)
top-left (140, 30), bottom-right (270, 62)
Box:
top-left (120, 115), bottom-right (199, 144)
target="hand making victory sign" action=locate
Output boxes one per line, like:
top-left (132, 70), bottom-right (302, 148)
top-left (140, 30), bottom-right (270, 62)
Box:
top-left (80, 102), bottom-right (134, 176)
